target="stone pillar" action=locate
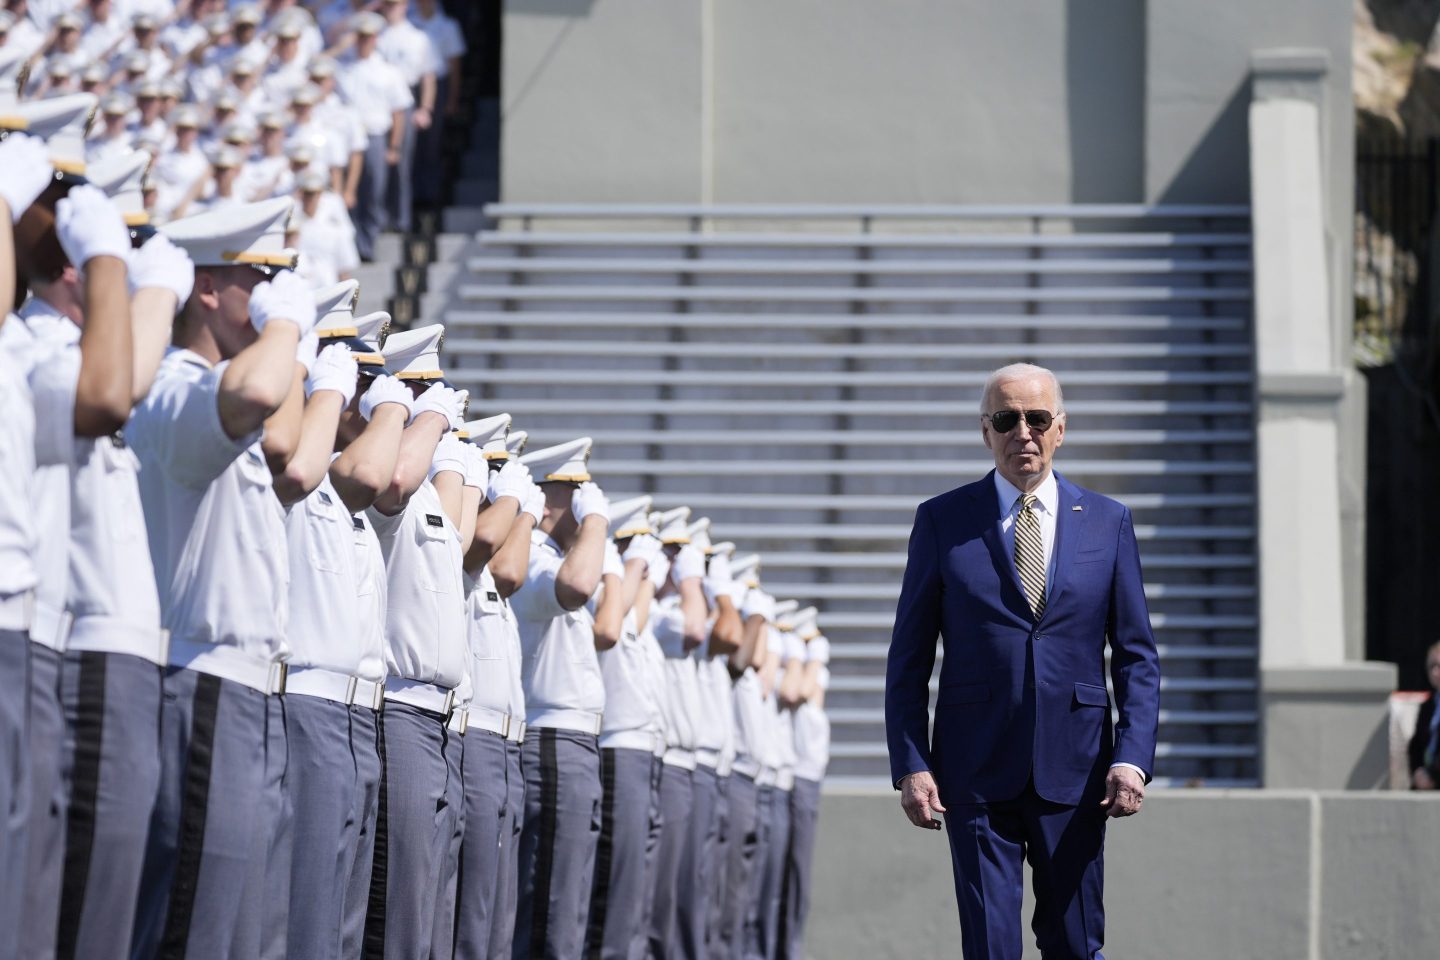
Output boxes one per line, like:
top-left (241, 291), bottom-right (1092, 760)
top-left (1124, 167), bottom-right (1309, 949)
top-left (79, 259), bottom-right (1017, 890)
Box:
top-left (1249, 49), bottom-right (1394, 788)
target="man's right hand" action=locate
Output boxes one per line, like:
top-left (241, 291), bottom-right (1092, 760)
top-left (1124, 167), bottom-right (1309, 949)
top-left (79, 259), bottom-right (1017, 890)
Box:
top-left (900, 771), bottom-right (946, 831)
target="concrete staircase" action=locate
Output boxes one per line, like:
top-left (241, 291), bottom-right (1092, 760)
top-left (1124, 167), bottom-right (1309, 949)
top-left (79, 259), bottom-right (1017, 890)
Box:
top-left (435, 203), bottom-right (1258, 788)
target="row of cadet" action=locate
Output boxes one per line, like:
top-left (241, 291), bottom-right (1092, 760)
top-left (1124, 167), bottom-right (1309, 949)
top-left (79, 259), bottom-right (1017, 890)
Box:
top-left (0, 117), bottom-right (831, 960)
top-left (0, 0), bottom-right (471, 272)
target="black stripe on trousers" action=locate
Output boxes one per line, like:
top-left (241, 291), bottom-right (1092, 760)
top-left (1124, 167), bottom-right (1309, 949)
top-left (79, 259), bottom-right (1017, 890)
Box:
top-left (362, 709), bottom-right (391, 960)
top-left (56, 651), bottom-right (107, 960)
top-left (157, 672), bottom-right (222, 960)
top-left (583, 748), bottom-right (618, 959)
top-left (528, 729), bottom-right (559, 958)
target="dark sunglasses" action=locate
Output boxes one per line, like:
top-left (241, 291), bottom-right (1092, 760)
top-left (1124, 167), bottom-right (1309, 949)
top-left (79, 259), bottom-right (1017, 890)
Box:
top-left (984, 409), bottom-right (1055, 434)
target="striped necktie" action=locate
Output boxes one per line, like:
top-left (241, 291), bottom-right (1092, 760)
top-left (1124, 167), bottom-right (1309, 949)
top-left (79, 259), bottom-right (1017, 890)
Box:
top-left (1014, 493), bottom-right (1047, 621)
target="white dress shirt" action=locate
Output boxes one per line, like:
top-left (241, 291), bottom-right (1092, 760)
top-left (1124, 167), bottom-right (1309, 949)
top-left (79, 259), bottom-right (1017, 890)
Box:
top-left (284, 475), bottom-right (366, 676)
top-left (792, 637), bottom-right (831, 783)
top-left (0, 327), bottom-right (39, 624)
top-left (463, 565), bottom-right (525, 723)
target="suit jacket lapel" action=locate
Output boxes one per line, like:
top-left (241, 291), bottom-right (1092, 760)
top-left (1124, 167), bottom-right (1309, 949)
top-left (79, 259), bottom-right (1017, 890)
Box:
top-left (972, 472), bottom-right (1030, 617)
top-left (1042, 473), bottom-right (1086, 619)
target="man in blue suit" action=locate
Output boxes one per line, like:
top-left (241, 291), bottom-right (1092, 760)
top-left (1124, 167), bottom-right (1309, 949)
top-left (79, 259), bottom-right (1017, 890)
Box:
top-left (885, 363), bottom-right (1161, 960)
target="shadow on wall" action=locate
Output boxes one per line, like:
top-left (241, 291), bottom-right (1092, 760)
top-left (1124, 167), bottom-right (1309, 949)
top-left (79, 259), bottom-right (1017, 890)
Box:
top-left (1064, 0), bottom-right (1146, 203)
top-left (1154, 78), bottom-right (1253, 204)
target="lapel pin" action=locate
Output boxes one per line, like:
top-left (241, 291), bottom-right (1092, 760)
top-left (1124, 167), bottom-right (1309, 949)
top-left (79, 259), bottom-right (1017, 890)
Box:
top-left (1072, 505), bottom-right (1083, 511)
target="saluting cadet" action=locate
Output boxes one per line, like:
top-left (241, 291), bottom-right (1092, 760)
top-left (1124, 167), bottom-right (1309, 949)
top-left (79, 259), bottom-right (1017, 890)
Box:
top-left (453, 413), bottom-right (539, 960)
top-left (334, 309), bottom-right (414, 960)
top-left (127, 197), bottom-right (317, 958)
top-left (363, 322), bottom-right (471, 958)
top-left (509, 437), bottom-right (611, 960)
top-left (0, 127), bottom-right (53, 960)
top-left (7, 96), bottom-right (137, 960)
top-left (277, 282), bottom-right (379, 960)
top-left (780, 621), bottom-right (830, 960)
top-left (702, 540), bottom-right (744, 960)
top-left (50, 180), bottom-right (195, 960)
top-left (585, 495), bottom-right (668, 960)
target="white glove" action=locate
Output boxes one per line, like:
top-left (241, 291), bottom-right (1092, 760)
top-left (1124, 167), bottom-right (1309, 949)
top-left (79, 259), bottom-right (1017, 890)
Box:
top-left (0, 134), bottom-right (54, 222)
top-left (306, 342), bottom-right (358, 405)
top-left (622, 533), bottom-right (663, 571)
top-left (742, 589), bottom-right (776, 623)
top-left (671, 544), bottom-right (706, 583)
top-left (126, 234), bottom-right (194, 304)
top-left (295, 332), bottom-right (319, 375)
top-left (359, 374), bottom-right (412, 421)
top-left (411, 382), bottom-right (466, 430)
top-left (55, 184), bottom-right (132, 266)
top-left (488, 458), bottom-right (531, 504)
top-left (570, 481), bottom-right (609, 524)
top-left (461, 443), bottom-right (486, 489)
top-left (602, 540), bottom-right (624, 579)
top-left (428, 432), bottom-right (467, 479)
top-left (248, 270), bottom-right (319, 336)
top-left (646, 552), bottom-right (671, 590)
top-left (707, 550), bottom-right (733, 584)
top-left (520, 477), bottom-right (545, 525)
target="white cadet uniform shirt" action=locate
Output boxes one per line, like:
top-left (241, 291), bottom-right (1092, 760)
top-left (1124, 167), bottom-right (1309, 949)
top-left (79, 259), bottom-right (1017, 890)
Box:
top-left (793, 636), bottom-right (831, 783)
top-left (350, 508), bottom-right (388, 685)
top-left (0, 340), bottom-right (39, 626)
top-left (377, 18), bottom-right (436, 89)
top-left (284, 474), bottom-right (365, 675)
top-left (510, 530), bottom-right (605, 732)
top-left (463, 565), bottom-right (526, 725)
top-left (730, 665), bottom-right (770, 779)
top-left (597, 604), bottom-right (665, 753)
top-left (367, 479), bottom-right (467, 692)
top-left (6, 301), bottom-right (81, 650)
top-left (128, 347), bottom-right (289, 690)
top-left (698, 655), bottom-right (736, 774)
top-left (410, 8), bottom-right (466, 78)
top-left (338, 52), bottom-right (414, 136)
top-left (651, 596), bottom-right (701, 764)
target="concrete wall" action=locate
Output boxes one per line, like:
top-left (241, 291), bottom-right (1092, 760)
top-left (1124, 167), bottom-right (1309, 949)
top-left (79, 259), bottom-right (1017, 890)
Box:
top-left (809, 789), bottom-right (1440, 960)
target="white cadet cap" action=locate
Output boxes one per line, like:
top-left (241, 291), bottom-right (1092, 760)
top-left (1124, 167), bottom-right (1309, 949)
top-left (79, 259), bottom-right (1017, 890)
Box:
top-left (505, 431), bottom-right (528, 457)
top-left (210, 144), bottom-right (245, 169)
top-left (730, 554), bottom-right (761, 589)
top-left (354, 310), bottom-right (390, 349)
top-left (687, 517), bottom-right (712, 554)
top-left (171, 104), bottom-right (202, 128)
top-left (13, 93), bottom-right (96, 177)
top-left (161, 196), bottom-right (297, 270)
top-left (709, 540), bottom-right (736, 558)
top-left (793, 606), bottom-right (820, 640)
top-left (652, 507), bottom-right (691, 545)
top-left (353, 11), bottom-right (385, 35)
top-left (609, 496), bottom-right (654, 539)
top-left (87, 149), bottom-right (151, 225)
top-left (461, 413), bottom-right (510, 458)
top-left (297, 169), bottom-right (327, 193)
top-left (232, 3), bottom-right (263, 26)
top-left (521, 437), bottom-right (593, 484)
top-left (124, 51), bottom-right (149, 74)
top-left (313, 278), bottom-right (360, 335)
top-left (381, 323), bottom-right (445, 380)
top-left (773, 598), bottom-right (799, 623)
top-left (100, 93), bottom-right (132, 116)
top-left (291, 83), bottom-right (322, 106)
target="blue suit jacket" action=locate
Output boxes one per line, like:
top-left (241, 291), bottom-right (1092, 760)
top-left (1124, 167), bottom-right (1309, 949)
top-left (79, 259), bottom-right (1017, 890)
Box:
top-left (884, 471), bottom-right (1161, 807)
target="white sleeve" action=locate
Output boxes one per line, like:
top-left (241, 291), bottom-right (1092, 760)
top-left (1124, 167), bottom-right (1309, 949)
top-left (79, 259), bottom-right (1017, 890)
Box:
top-left (128, 362), bottom-right (256, 490)
top-left (807, 635), bottom-right (831, 665)
top-left (510, 547), bottom-right (566, 623)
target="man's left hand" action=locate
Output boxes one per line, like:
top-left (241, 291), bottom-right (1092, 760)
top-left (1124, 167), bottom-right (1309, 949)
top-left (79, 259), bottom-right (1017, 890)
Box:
top-left (1100, 765), bottom-right (1145, 818)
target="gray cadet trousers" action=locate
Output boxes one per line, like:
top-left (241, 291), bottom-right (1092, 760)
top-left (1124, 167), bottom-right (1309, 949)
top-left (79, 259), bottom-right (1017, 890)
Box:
top-left (232, 692), bottom-right (290, 960)
top-left (779, 778), bottom-right (822, 960)
top-left (341, 705), bottom-right (383, 960)
top-left (587, 747), bottom-right (663, 960)
top-left (57, 651), bottom-right (161, 960)
top-left (487, 739), bottom-right (525, 959)
top-left (676, 763), bottom-right (721, 960)
top-left (131, 668), bottom-right (268, 959)
top-left (646, 761), bottom-right (692, 959)
top-left (353, 134), bottom-right (388, 261)
top-left (513, 727), bottom-right (603, 960)
top-left (454, 730), bottom-right (511, 960)
top-left (362, 701), bottom-right (455, 959)
top-left (0, 630), bottom-right (28, 960)
top-left (283, 694), bottom-right (357, 960)
top-left (716, 772), bottom-right (761, 959)
top-left (20, 643), bottom-right (66, 960)
top-left (755, 785), bottom-right (792, 960)
top-left (385, 104), bottom-right (417, 234)
top-left (433, 724), bottom-right (466, 960)
top-left (706, 774), bottom-right (731, 960)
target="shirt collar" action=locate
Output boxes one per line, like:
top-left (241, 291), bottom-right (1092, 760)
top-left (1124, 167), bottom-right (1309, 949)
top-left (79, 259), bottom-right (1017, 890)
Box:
top-left (993, 469), bottom-right (1058, 517)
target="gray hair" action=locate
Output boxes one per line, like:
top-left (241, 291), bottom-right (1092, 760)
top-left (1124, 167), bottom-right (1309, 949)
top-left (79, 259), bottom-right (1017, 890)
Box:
top-left (979, 363), bottom-right (1065, 414)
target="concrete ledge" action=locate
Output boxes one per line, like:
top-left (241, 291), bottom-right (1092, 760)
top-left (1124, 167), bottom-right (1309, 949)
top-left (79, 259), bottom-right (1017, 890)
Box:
top-left (1262, 661), bottom-right (1397, 790)
top-left (1256, 370), bottom-right (1348, 401)
top-left (1262, 662), bottom-right (1398, 695)
top-left (809, 790), bottom-right (1440, 960)
top-left (1251, 48), bottom-right (1330, 79)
